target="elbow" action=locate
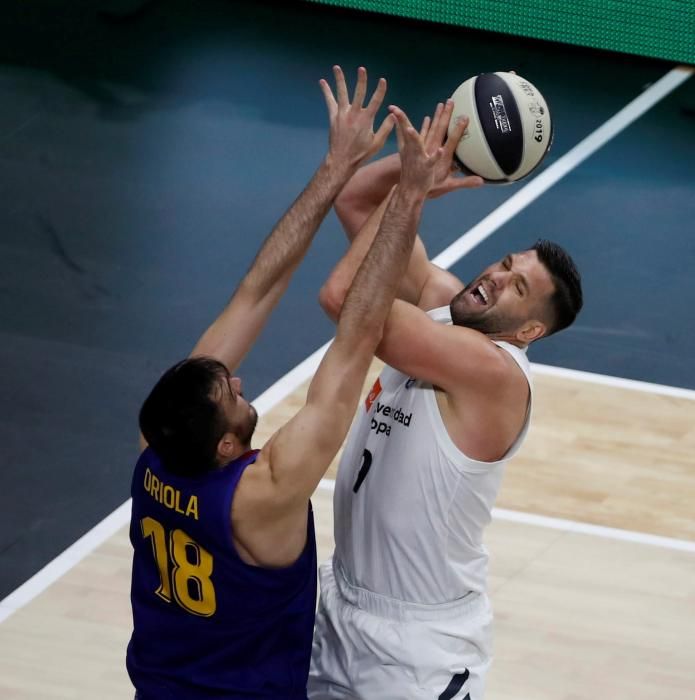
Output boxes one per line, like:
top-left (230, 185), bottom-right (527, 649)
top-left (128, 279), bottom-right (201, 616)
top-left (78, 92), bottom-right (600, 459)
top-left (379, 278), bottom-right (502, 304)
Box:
top-left (335, 189), bottom-right (370, 241)
top-left (334, 186), bottom-right (356, 224)
top-left (334, 189), bottom-right (348, 222)
top-left (318, 280), bottom-right (344, 323)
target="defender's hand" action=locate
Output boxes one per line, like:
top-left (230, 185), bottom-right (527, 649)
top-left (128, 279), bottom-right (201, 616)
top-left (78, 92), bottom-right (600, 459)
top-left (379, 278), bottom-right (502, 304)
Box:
top-left (320, 66), bottom-right (394, 171)
top-left (389, 106), bottom-right (443, 197)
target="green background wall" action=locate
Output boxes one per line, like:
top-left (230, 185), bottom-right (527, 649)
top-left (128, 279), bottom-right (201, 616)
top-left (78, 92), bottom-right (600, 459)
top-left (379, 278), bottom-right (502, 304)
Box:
top-left (303, 0), bottom-right (695, 64)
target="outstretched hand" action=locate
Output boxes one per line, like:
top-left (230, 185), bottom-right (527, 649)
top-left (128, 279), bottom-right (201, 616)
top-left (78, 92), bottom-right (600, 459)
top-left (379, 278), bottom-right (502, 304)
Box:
top-left (320, 66), bottom-right (394, 171)
top-left (418, 99), bottom-right (484, 198)
top-left (389, 106), bottom-right (444, 197)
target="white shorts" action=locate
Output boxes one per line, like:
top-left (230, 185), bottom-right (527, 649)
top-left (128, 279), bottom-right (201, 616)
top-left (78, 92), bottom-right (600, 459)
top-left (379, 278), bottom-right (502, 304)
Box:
top-left (308, 558), bottom-right (492, 700)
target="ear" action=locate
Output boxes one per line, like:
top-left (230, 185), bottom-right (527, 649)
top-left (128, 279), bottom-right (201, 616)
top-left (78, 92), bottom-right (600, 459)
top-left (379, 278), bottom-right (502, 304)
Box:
top-left (516, 319), bottom-right (546, 344)
top-left (216, 432), bottom-right (238, 462)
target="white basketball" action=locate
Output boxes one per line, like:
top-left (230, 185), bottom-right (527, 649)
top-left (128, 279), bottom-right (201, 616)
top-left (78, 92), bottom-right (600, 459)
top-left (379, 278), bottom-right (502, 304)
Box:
top-left (448, 71), bottom-right (553, 183)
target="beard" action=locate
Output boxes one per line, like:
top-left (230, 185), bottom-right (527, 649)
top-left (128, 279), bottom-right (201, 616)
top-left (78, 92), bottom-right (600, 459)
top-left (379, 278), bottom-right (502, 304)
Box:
top-left (451, 306), bottom-right (500, 334)
top-left (449, 285), bottom-right (503, 335)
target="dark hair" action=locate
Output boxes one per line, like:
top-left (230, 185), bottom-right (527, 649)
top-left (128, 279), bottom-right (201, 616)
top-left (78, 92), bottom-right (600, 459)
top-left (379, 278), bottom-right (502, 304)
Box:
top-left (139, 357), bottom-right (230, 477)
top-left (532, 239), bottom-right (583, 336)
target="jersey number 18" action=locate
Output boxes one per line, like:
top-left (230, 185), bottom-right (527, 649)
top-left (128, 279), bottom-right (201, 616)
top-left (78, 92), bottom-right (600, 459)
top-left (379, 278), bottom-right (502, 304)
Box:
top-left (140, 516), bottom-right (217, 617)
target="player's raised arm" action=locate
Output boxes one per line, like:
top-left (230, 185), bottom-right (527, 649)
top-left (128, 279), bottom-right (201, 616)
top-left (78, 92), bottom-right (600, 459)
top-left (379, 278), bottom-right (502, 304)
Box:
top-left (323, 100), bottom-right (483, 312)
top-left (232, 108), bottom-right (444, 556)
top-left (190, 66), bottom-right (393, 375)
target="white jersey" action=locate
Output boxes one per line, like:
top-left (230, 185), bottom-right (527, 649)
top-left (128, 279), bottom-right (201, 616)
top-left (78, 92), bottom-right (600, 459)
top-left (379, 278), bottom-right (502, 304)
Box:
top-left (333, 305), bottom-right (532, 604)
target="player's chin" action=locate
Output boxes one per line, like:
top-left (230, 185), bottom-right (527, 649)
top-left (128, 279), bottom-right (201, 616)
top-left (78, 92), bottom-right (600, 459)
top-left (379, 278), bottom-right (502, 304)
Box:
top-left (452, 296), bottom-right (484, 321)
top-left (453, 306), bottom-right (494, 333)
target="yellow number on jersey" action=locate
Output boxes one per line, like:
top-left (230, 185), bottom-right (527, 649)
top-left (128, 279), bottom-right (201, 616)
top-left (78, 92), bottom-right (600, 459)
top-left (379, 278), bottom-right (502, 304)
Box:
top-left (170, 529), bottom-right (216, 616)
top-left (140, 517), bottom-right (217, 617)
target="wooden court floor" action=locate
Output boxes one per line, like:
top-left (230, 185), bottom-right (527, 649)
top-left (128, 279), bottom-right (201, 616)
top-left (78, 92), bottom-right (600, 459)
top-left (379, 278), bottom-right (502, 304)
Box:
top-left (0, 363), bottom-right (693, 699)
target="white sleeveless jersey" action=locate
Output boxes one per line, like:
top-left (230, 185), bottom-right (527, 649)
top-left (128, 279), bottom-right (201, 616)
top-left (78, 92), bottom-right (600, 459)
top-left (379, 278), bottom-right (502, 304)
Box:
top-left (333, 305), bottom-right (532, 604)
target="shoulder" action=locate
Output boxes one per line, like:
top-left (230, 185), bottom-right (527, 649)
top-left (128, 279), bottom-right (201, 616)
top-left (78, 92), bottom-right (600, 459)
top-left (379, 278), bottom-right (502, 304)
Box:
top-left (439, 342), bottom-right (531, 462)
top-left (233, 448), bottom-right (276, 512)
top-left (489, 343), bottom-right (531, 400)
top-left (493, 342), bottom-right (531, 387)
top-left (231, 446), bottom-right (311, 567)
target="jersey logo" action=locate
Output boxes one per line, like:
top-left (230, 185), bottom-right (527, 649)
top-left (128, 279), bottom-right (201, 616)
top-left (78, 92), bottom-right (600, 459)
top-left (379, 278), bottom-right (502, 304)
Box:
top-left (405, 377), bottom-right (416, 389)
top-left (365, 377), bottom-right (382, 412)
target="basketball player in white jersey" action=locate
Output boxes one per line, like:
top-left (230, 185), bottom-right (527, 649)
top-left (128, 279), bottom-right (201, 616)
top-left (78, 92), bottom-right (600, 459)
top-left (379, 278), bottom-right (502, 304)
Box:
top-left (308, 101), bottom-right (583, 699)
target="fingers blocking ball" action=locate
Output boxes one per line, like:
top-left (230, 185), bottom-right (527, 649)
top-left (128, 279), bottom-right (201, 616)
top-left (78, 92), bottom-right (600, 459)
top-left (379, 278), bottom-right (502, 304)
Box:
top-left (448, 72), bottom-right (553, 183)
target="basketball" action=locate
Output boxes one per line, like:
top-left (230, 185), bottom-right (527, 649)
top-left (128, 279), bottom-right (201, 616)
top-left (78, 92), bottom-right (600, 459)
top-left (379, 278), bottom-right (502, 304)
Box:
top-left (448, 71), bottom-right (553, 183)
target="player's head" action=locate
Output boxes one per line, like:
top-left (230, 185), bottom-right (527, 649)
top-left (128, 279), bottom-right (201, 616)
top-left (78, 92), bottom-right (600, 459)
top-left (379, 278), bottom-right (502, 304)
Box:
top-left (450, 239), bottom-right (582, 344)
top-left (139, 357), bottom-right (258, 476)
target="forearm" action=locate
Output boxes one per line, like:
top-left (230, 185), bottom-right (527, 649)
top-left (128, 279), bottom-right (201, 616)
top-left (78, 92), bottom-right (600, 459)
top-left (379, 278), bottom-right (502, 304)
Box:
top-left (337, 184), bottom-right (425, 343)
top-left (320, 187), bottom-right (394, 319)
top-left (190, 157), bottom-right (353, 368)
top-left (320, 181), bottom-right (433, 316)
top-left (242, 156), bottom-right (354, 301)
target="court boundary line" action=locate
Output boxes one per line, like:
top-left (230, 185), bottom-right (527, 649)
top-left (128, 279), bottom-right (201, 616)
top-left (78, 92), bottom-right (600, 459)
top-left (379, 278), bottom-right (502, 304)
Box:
top-left (532, 363), bottom-right (695, 400)
top-left (1, 66), bottom-right (692, 624)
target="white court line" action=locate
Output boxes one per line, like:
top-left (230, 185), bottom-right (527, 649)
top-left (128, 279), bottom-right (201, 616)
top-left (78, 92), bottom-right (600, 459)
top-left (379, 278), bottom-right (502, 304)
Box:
top-left (0, 500), bottom-right (133, 624)
top-left (533, 362), bottom-right (695, 401)
top-left (1, 66), bottom-right (692, 624)
top-left (316, 479), bottom-right (695, 553)
top-left (252, 342), bottom-right (331, 416)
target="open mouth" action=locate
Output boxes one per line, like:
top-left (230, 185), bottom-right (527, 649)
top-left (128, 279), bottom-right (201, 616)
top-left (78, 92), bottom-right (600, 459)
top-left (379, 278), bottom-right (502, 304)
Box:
top-left (470, 283), bottom-right (489, 306)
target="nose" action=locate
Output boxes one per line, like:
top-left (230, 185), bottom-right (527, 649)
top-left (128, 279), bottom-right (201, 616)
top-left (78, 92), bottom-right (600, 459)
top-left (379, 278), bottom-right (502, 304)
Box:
top-left (488, 270), bottom-right (508, 288)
